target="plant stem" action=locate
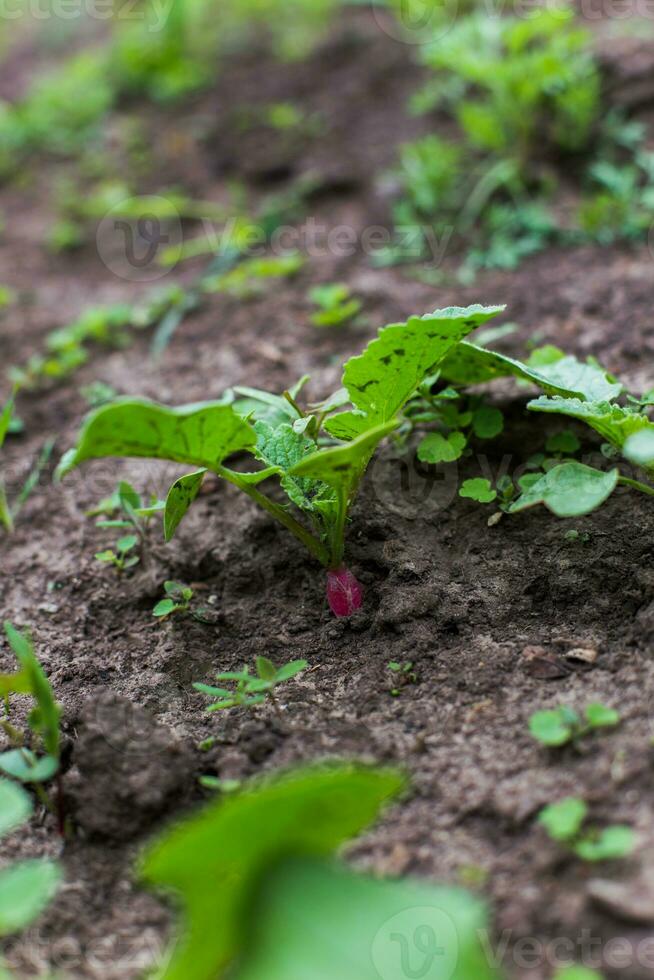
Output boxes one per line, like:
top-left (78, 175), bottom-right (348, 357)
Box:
top-left (328, 487), bottom-right (349, 569)
top-left (216, 466), bottom-right (329, 566)
top-left (619, 475), bottom-right (654, 498)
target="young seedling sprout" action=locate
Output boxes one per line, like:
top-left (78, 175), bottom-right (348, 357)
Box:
top-left (194, 657), bottom-right (307, 720)
top-left (153, 581), bottom-right (194, 619)
top-left (538, 797), bottom-right (634, 862)
top-left (529, 704), bottom-right (620, 747)
top-left (56, 305), bottom-right (506, 616)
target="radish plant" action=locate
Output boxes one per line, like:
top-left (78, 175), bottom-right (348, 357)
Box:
top-left (57, 304), bottom-right (504, 616)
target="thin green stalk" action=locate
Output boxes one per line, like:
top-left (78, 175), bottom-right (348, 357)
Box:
top-left (216, 466), bottom-right (329, 566)
top-left (619, 474), bottom-right (654, 498)
top-left (328, 487), bottom-right (349, 570)
top-left (0, 481), bottom-right (13, 532)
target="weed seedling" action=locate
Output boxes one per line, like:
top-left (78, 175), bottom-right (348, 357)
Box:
top-left (153, 581), bottom-right (194, 619)
top-left (538, 797), bottom-right (634, 862)
top-left (0, 623), bottom-right (63, 827)
top-left (94, 534), bottom-right (140, 573)
top-left (309, 283), bottom-right (362, 328)
top-left (91, 480), bottom-right (164, 570)
top-left (195, 657), bottom-right (307, 719)
top-left (58, 304), bottom-right (505, 616)
top-left (387, 661), bottom-right (417, 696)
top-left (529, 704), bottom-right (620, 747)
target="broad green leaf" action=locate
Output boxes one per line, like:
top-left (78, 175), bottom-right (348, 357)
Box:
top-left (274, 660), bottom-right (308, 682)
top-left (153, 599), bottom-right (176, 617)
top-left (623, 428), bottom-right (654, 468)
top-left (0, 860), bottom-right (61, 936)
top-left (234, 859), bottom-right (497, 980)
top-left (472, 404), bottom-right (504, 439)
top-left (0, 779), bottom-right (31, 837)
top-left (0, 749), bottom-right (58, 783)
top-left (141, 764), bottom-right (405, 980)
top-left (528, 397), bottom-right (654, 466)
top-left (508, 462), bottom-right (619, 518)
top-left (231, 386), bottom-right (298, 428)
top-left (0, 669), bottom-right (30, 699)
top-left (529, 709), bottom-right (574, 747)
top-left (546, 430), bottom-right (580, 454)
top-left (459, 478), bottom-right (497, 503)
top-left (164, 470), bottom-right (206, 542)
top-left (253, 422), bottom-right (333, 513)
top-left (289, 420), bottom-right (399, 494)
top-left (56, 399), bottom-right (256, 477)
top-left (539, 798), bottom-right (588, 842)
top-left (326, 305), bottom-right (504, 439)
top-left (441, 344), bottom-right (622, 401)
top-left (584, 704), bottom-right (620, 730)
top-left (417, 431), bottom-right (466, 463)
top-left (255, 657), bottom-right (277, 681)
top-left (574, 826), bottom-right (634, 862)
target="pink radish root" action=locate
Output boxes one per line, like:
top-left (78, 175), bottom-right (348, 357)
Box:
top-left (326, 567), bottom-right (363, 618)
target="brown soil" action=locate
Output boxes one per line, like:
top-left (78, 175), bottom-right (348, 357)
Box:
top-left (2, 9), bottom-right (654, 979)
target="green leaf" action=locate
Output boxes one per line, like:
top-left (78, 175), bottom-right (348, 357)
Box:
top-left (0, 779), bottom-right (31, 838)
top-left (528, 397), bottom-right (654, 465)
top-left (417, 431), bottom-right (466, 463)
top-left (3, 623), bottom-right (60, 759)
top-left (140, 763), bottom-right (406, 980)
top-left (545, 430), bottom-right (581, 454)
top-left (574, 826), bottom-right (635, 862)
top-left (0, 396), bottom-right (14, 451)
top-left (0, 749), bottom-right (58, 783)
top-left (116, 534), bottom-right (138, 553)
top-left (326, 305), bottom-right (504, 439)
top-left (153, 599), bottom-right (177, 618)
top-left (472, 405), bottom-right (504, 439)
top-left (56, 399), bottom-right (256, 477)
top-left (274, 660), bottom-right (308, 682)
top-left (255, 657), bottom-right (277, 682)
top-left (94, 550), bottom-right (116, 562)
top-left (539, 798), bottom-right (588, 842)
top-left (584, 704), bottom-right (620, 730)
top-left (0, 483), bottom-right (13, 533)
top-left (289, 419), bottom-right (399, 495)
top-left (529, 709), bottom-right (575, 747)
top-left (459, 478), bottom-right (497, 503)
top-left (231, 386), bottom-right (298, 429)
top-left (441, 344), bottom-right (621, 401)
top-left (233, 859), bottom-right (496, 980)
top-left (253, 422), bottom-right (333, 513)
top-left (623, 429), bottom-right (654, 468)
top-left (164, 469), bottom-right (207, 542)
top-left (507, 462), bottom-right (619, 517)
top-left (0, 860), bottom-right (61, 936)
